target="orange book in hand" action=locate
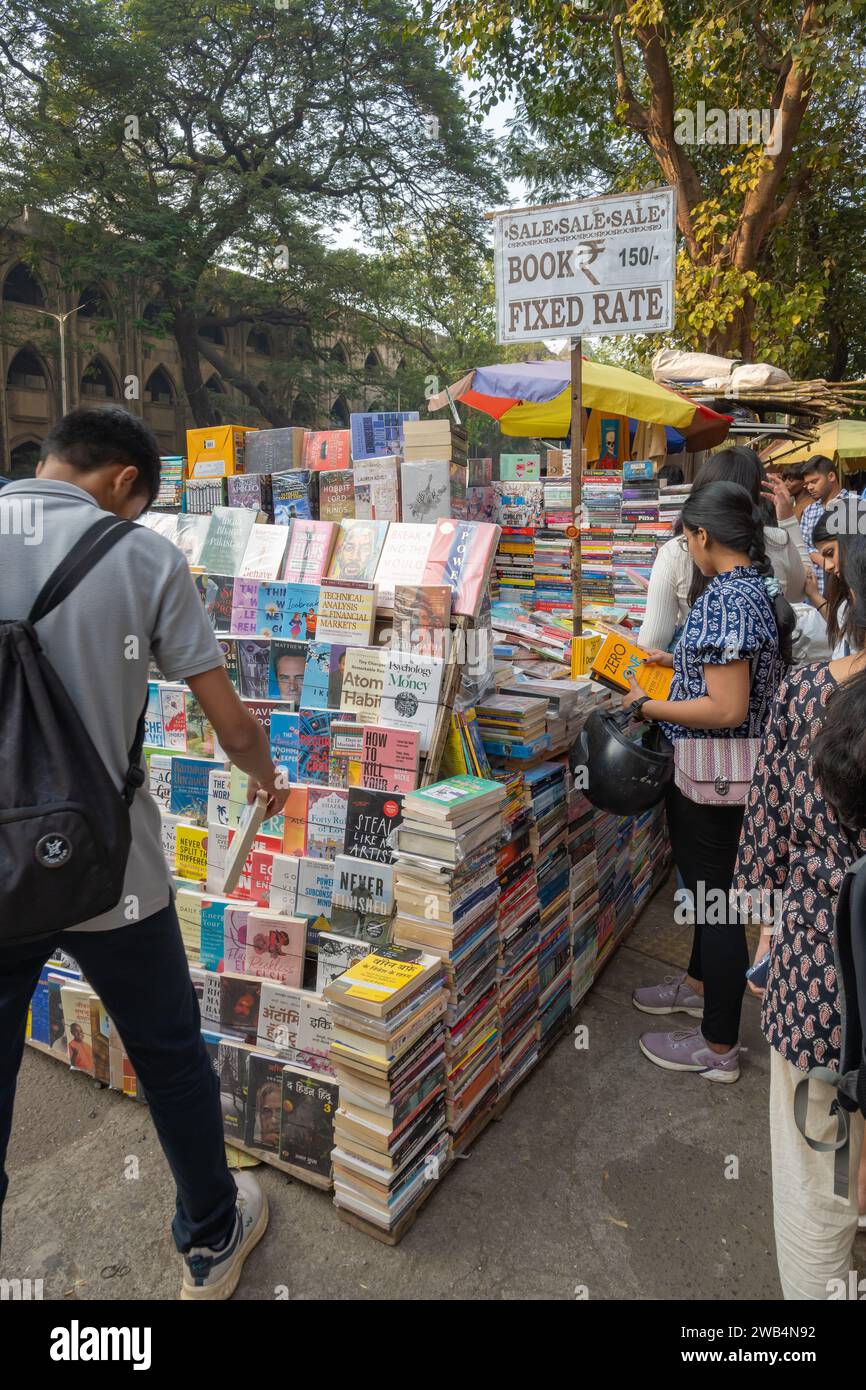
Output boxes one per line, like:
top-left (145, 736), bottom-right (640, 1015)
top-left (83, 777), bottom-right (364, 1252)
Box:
top-left (589, 631), bottom-right (674, 700)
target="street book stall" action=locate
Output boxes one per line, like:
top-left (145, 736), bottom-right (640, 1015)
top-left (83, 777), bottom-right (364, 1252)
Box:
top-left (24, 188), bottom-right (724, 1245)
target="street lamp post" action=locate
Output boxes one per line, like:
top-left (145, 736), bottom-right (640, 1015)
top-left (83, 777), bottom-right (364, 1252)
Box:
top-left (29, 302), bottom-right (91, 415)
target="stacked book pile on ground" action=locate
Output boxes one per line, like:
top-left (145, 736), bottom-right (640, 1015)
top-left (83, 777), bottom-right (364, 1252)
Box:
top-left (525, 763), bottom-right (572, 1044)
top-left (392, 777), bottom-right (506, 1149)
top-left (325, 946), bottom-right (450, 1231)
top-left (488, 766), bottom-right (536, 1097)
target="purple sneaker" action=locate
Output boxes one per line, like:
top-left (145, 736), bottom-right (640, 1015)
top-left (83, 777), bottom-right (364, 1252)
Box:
top-left (639, 1027), bottom-right (741, 1083)
top-left (632, 972), bottom-right (703, 1018)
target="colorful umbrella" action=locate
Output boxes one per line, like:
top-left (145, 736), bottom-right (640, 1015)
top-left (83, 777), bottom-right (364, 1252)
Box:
top-left (427, 359), bottom-right (730, 450)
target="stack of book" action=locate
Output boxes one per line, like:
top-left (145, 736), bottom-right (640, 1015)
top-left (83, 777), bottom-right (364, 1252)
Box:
top-left (531, 531), bottom-right (573, 623)
top-left (492, 527), bottom-right (535, 613)
top-left (583, 473), bottom-right (622, 529)
top-left (524, 763), bottom-right (571, 1043)
top-left (620, 468), bottom-right (659, 526)
top-left (487, 772), bottom-right (541, 1095)
top-left (475, 693), bottom-right (551, 762)
top-left (155, 456), bottom-right (184, 509)
top-left (325, 944), bottom-right (450, 1231)
top-left (542, 479), bottom-right (572, 531)
top-left (658, 482), bottom-right (691, 534)
top-left (612, 529), bottom-right (655, 624)
top-left (401, 418), bottom-right (467, 464)
top-left (392, 776), bottom-right (507, 1146)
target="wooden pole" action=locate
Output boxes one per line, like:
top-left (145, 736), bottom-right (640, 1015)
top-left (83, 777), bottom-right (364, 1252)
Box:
top-left (570, 337), bottom-right (583, 637)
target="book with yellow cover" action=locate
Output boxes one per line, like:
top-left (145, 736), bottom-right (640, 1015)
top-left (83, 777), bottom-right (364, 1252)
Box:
top-left (589, 630), bottom-right (674, 699)
top-left (323, 945), bottom-right (441, 1019)
top-left (175, 824), bottom-right (209, 880)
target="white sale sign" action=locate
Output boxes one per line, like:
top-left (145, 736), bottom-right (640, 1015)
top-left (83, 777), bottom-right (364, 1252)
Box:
top-left (493, 186), bottom-right (677, 343)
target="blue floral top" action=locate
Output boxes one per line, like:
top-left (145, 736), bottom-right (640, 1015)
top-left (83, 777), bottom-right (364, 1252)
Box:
top-left (660, 567), bottom-right (785, 743)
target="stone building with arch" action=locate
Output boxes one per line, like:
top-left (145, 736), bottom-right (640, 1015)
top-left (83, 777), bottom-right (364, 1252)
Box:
top-left (0, 221), bottom-right (405, 478)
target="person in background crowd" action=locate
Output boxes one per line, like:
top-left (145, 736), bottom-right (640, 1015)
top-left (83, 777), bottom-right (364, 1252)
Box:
top-left (639, 447), bottom-right (809, 653)
top-left (804, 506), bottom-right (860, 657)
top-left (800, 455), bottom-right (850, 594)
top-left (658, 462), bottom-right (685, 488)
top-left (780, 463), bottom-right (811, 520)
top-left (626, 482), bottom-right (793, 1082)
top-left (736, 531), bottom-right (866, 1297)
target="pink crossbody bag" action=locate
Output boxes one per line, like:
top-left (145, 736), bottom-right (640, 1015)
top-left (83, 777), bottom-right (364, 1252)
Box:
top-left (673, 737), bottom-right (761, 806)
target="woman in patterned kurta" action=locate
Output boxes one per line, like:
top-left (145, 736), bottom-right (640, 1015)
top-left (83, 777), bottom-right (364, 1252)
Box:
top-left (736, 663), bottom-right (864, 1071)
top-left (733, 529), bottom-right (866, 1299)
top-left (624, 482), bottom-right (792, 1082)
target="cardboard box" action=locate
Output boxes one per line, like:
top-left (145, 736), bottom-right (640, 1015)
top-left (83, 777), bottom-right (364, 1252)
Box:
top-left (186, 426), bottom-right (256, 478)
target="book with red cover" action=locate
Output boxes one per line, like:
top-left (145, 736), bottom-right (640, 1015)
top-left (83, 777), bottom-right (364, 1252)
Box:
top-left (302, 430), bottom-right (351, 471)
top-left (422, 519), bottom-right (502, 619)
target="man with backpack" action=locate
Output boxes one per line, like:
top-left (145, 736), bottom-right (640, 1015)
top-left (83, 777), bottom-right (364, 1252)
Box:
top-left (0, 407), bottom-right (283, 1300)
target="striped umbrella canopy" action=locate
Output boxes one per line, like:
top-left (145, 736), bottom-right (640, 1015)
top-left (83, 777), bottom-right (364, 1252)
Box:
top-left (427, 358), bottom-right (731, 450)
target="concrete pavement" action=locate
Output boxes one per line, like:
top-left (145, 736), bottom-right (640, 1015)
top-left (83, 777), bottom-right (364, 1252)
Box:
top-left (4, 878), bottom-right (858, 1301)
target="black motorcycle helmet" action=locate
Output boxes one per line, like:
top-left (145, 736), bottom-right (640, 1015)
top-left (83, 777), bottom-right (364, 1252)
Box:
top-left (570, 708), bottom-right (673, 816)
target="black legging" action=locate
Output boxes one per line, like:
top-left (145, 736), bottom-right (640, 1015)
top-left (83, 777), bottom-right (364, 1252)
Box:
top-left (664, 782), bottom-right (748, 1046)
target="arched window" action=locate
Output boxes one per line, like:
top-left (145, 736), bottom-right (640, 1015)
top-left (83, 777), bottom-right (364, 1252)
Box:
top-left (7, 348), bottom-right (48, 390)
top-left (199, 322), bottom-right (226, 345)
top-left (9, 439), bottom-right (42, 478)
top-left (80, 357), bottom-right (117, 400)
top-left (247, 328), bottom-right (271, 356)
top-left (205, 374), bottom-right (226, 423)
top-left (3, 263), bottom-right (45, 307)
top-left (145, 366), bottom-right (175, 404)
top-left (330, 395), bottom-right (350, 427)
top-left (290, 394), bottom-right (315, 426)
top-left (78, 286), bottom-right (111, 319)
top-left (292, 327), bottom-right (315, 361)
top-left (364, 349), bottom-right (382, 372)
top-left (143, 301), bottom-right (166, 324)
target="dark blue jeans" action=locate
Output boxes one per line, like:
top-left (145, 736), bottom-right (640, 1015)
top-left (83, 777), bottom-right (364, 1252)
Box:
top-left (0, 900), bottom-right (237, 1253)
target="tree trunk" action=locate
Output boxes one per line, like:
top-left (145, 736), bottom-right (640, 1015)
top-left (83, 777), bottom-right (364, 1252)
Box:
top-left (195, 338), bottom-right (293, 427)
top-left (173, 306), bottom-right (216, 427)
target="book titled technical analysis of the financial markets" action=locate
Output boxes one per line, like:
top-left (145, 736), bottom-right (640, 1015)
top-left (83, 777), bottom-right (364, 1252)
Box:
top-left (589, 628), bottom-right (674, 699)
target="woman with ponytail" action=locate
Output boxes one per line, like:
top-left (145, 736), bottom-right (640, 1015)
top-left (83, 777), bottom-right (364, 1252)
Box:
top-left (638, 445), bottom-right (809, 653)
top-left (734, 532), bottom-right (866, 1298)
top-left (623, 482), bottom-right (792, 1082)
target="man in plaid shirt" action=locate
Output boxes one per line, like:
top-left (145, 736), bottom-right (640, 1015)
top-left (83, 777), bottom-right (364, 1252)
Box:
top-left (800, 455), bottom-right (850, 594)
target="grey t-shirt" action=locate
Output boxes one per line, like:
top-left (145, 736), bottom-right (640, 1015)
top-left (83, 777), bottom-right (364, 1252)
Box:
top-left (0, 479), bottom-right (224, 931)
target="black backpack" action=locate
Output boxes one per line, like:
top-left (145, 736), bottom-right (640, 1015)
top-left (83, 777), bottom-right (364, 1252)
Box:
top-left (793, 852), bottom-right (866, 1198)
top-left (0, 515), bottom-right (146, 945)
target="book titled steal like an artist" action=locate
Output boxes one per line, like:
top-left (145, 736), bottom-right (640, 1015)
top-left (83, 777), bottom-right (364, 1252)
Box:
top-left (343, 788), bottom-right (403, 864)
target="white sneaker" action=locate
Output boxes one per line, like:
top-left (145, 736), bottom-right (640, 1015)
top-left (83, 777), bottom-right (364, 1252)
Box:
top-left (180, 1173), bottom-right (269, 1301)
